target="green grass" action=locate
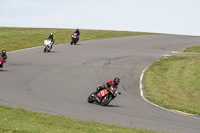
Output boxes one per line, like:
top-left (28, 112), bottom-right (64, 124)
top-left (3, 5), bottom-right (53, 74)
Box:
top-left (0, 27), bottom-right (160, 133)
top-left (0, 27), bottom-right (159, 52)
top-left (183, 45), bottom-right (200, 53)
top-left (0, 105), bottom-right (158, 133)
top-left (143, 56), bottom-right (200, 116)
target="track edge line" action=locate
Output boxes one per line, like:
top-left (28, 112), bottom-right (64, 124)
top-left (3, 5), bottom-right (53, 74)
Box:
top-left (139, 67), bottom-right (200, 120)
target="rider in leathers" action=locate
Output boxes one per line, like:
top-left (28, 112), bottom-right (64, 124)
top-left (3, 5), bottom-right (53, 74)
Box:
top-left (0, 49), bottom-right (7, 63)
top-left (46, 33), bottom-right (55, 50)
top-left (95, 77), bottom-right (120, 102)
top-left (73, 29), bottom-right (80, 42)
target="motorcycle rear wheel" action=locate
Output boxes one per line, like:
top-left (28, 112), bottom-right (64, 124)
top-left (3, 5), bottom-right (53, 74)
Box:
top-left (100, 95), bottom-right (112, 106)
top-left (87, 92), bottom-right (96, 103)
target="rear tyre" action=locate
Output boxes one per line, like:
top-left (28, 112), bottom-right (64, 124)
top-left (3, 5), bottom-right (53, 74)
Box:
top-left (100, 95), bottom-right (112, 106)
top-left (87, 92), bottom-right (96, 103)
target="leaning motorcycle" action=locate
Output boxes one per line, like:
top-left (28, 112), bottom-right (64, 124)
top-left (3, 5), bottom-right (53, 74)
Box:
top-left (71, 33), bottom-right (78, 45)
top-left (0, 56), bottom-right (4, 68)
top-left (87, 86), bottom-right (120, 106)
top-left (44, 39), bottom-right (53, 52)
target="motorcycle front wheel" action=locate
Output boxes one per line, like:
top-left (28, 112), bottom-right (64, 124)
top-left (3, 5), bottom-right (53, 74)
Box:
top-left (74, 40), bottom-right (77, 45)
top-left (100, 95), bottom-right (112, 106)
top-left (87, 92), bottom-right (96, 103)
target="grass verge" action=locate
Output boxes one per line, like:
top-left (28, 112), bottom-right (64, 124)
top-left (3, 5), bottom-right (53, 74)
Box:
top-left (0, 27), bottom-right (159, 52)
top-left (0, 105), bottom-right (158, 133)
top-left (183, 45), bottom-right (200, 53)
top-left (143, 56), bottom-right (200, 116)
top-left (0, 27), bottom-right (160, 133)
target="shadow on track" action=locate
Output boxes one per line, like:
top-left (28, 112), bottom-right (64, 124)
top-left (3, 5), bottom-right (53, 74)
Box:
top-left (70, 43), bottom-right (81, 46)
top-left (44, 51), bottom-right (57, 53)
top-left (91, 102), bottom-right (122, 108)
top-left (0, 69), bottom-right (9, 72)
top-left (105, 104), bottom-right (123, 108)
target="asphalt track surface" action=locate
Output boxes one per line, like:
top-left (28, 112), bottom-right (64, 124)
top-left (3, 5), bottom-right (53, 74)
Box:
top-left (1, 35), bottom-right (200, 133)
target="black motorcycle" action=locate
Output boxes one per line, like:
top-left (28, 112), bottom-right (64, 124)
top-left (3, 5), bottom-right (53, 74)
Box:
top-left (87, 86), bottom-right (120, 106)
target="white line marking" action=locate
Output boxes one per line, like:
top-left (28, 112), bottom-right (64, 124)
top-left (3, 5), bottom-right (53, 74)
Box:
top-left (140, 67), bottom-right (200, 119)
top-left (7, 46), bottom-right (43, 53)
top-left (7, 43), bottom-right (65, 54)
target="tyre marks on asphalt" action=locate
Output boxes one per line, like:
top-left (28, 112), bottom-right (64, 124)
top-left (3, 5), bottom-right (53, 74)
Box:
top-left (82, 56), bottom-right (129, 68)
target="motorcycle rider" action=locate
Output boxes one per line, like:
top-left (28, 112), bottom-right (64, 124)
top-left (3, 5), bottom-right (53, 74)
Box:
top-left (0, 49), bottom-right (7, 63)
top-left (46, 33), bottom-right (55, 50)
top-left (95, 77), bottom-right (120, 102)
top-left (73, 29), bottom-right (80, 42)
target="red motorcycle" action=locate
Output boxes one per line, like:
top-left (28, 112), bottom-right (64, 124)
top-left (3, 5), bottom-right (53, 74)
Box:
top-left (0, 56), bottom-right (4, 68)
top-left (71, 33), bottom-right (78, 45)
top-left (87, 86), bottom-right (121, 106)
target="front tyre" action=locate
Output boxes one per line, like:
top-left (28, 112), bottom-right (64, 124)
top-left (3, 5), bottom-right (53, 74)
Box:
top-left (87, 92), bottom-right (96, 103)
top-left (44, 48), bottom-right (46, 52)
top-left (48, 45), bottom-right (52, 52)
top-left (74, 39), bottom-right (77, 45)
top-left (100, 95), bottom-right (112, 106)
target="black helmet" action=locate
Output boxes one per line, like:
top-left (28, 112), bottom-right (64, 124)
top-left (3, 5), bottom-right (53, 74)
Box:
top-left (2, 49), bottom-right (6, 56)
top-left (104, 82), bottom-right (111, 88)
top-left (76, 29), bottom-right (79, 32)
top-left (50, 33), bottom-right (53, 36)
top-left (113, 77), bottom-right (120, 85)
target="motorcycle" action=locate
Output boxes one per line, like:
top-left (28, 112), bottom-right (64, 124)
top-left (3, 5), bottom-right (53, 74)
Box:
top-left (87, 86), bottom-right (121, 106)
top-left (71, 33), bottom-right (78, 45)
top-left (0, 56), bottom-right (4, 68)
top-left (44, 39), bottom-right (53, 52)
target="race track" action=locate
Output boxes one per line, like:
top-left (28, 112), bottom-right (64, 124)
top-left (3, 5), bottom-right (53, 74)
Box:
top-left (1, 35), bottom-right (200, 133)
